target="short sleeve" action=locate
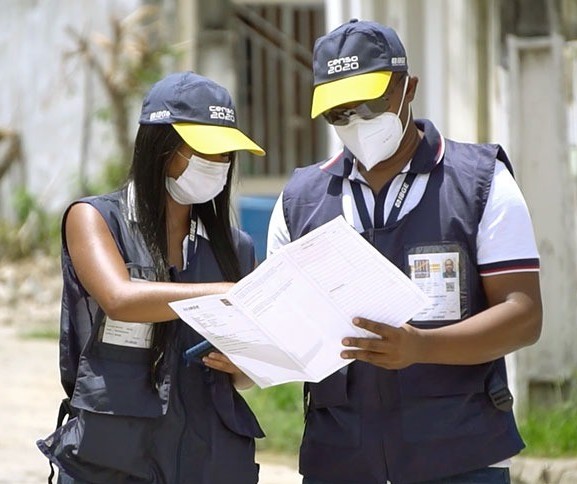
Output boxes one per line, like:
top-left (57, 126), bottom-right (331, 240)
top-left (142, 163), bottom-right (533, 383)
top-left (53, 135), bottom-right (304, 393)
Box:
top-left (477, 161), bottom-right (540, 276)
top-left (266, 193), bottom-right (291, 256)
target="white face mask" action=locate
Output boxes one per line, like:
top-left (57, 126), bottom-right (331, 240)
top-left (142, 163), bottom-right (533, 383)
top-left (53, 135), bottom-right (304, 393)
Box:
top-left (334, 77), bottom-right (409, 171)
top-left (165, 153), bottom-right (230, 205)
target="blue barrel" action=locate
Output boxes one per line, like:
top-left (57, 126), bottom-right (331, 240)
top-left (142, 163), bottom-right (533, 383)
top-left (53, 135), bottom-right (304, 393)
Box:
top-left (238, 195), bottom-right (278, 263)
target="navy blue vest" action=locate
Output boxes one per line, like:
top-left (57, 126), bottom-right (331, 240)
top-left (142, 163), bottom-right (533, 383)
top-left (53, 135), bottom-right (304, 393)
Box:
top-left (37, 187), bottom-right (264, 483)
top-left (283, 121), bottom-right (523, 483)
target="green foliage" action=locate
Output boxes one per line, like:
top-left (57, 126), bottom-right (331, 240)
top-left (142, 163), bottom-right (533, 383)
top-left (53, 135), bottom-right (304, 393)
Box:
top-left (520, 392), bottom-right (577, 456)
top-left (131, 43), bottom-right (182, 96)
top-left (67, 6), bottom-right (183, 198)
top-left (85, 155), bottom-right (131, 196)
top-left (243, 383), bottom-right (304, 455)
top-left (13, 188), bottom-right (37, 223)
top-left (0, 187), bottom-right (61, 259)
top-left (22, 327), bottom-right (60, 340)
top-left (0, 156), bottom-right (131, 258)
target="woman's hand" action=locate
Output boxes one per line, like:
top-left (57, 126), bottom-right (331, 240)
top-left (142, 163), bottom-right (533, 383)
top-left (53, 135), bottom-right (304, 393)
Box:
top-left (202, 352), bottom-right (254, 390)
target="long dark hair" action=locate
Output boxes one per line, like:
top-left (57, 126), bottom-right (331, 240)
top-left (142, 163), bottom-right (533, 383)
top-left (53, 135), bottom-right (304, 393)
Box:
top-left (129, 124), bottom-right (242, 384)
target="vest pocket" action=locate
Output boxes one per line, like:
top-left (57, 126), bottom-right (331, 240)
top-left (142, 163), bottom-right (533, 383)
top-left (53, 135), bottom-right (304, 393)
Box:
top-left (398, 363), bottom-right (504, 443)
top-left (303, 406), bottom-right (361, 447)
top-left (308, 367), bottom-right (348, 408)
top-left (76, 410), bottom-right (153, 478)
top-left (37, 412), bottom-right (154, 482)
top-left (72, 355), bottom-right (165, 417)
top-left (401, 392), bottom-right (488, 443)
top-left (209, 372), bottom-right (265, 439)
top-left (304, 367), bottom-right (360, 447)
top-left (399, 363), bottom-right (488, 397)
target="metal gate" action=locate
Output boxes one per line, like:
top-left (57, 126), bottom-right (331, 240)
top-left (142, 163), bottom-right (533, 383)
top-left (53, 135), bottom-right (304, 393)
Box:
top-left (232, 2), bottom-right (327, 176)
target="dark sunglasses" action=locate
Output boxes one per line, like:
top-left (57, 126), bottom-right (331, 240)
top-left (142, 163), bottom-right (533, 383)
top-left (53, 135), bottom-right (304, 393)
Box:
top-left (322, 75), bottom-right (407, 126)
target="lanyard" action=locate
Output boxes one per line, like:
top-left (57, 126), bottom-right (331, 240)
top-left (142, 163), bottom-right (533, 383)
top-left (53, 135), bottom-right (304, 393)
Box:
top-left (350, 172), bottom-right (417, 230)
top-left (188, 210), bottom-right (198, 246)
top-left (386, 172), bottom-right (416, 226)
top-left (184, 211), bottom-right (199, 271)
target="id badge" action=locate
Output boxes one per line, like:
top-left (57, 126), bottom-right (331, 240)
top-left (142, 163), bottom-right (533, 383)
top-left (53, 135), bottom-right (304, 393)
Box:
top-left (100, 276), bottom-right (153, 348)
top-left (408, 251), bottom-right (461, 321)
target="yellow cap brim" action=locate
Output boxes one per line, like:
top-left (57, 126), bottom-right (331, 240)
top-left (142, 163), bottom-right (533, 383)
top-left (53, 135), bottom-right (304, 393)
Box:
top-left (172, 124), bottom-right (265, 156)
top-left (311, 71), bottom-right (393, 119)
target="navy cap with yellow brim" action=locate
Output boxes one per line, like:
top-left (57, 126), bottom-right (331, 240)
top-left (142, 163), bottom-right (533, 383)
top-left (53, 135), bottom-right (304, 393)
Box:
top-left (140, 71), bottom-right (265, 156)
top-left (311, 19), bottom-right (408, 118)
top-left (173, 123), bottom-right (265, 156)
top-left (310, 71), bottom-right (393, 119)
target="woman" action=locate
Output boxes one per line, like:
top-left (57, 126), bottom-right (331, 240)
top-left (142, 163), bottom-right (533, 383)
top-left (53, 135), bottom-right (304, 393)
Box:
top-left (37, 72), bottom-right (266, 483)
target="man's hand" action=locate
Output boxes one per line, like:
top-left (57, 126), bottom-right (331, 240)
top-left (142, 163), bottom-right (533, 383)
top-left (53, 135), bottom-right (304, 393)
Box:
top-left (341, 318), bottom-right (423, 370)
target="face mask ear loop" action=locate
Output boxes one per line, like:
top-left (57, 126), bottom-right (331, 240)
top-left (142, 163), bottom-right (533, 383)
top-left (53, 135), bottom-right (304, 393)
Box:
top-left (396, 76), bottom-right (409, 117)
top-left (397, 76), bottom-right (410, 141)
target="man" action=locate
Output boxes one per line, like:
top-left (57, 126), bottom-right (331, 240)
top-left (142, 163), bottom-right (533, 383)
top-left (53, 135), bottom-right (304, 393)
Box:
top-left (267, 19), bottom-right (542, 484)
top-left (443, 258), bottom-right (457, 278)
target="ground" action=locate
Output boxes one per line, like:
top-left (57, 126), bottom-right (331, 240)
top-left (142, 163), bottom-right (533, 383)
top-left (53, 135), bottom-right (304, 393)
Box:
top-left (1, 254), bottom-right (576, 483)
top-left (0, 254), bottom-right (300, 483)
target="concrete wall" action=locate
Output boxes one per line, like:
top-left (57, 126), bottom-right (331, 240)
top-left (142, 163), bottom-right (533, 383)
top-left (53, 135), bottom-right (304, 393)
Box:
top-left (506, 35), bottom-right (577, 408)
top-left (0, 0), bottom-right (140, 218)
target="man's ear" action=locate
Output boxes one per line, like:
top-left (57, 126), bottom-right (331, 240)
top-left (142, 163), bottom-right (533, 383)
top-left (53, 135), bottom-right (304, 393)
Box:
top-left (406, 76), bottom-right (419, 103)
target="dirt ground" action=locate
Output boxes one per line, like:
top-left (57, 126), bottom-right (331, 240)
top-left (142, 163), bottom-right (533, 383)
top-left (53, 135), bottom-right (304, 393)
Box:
top-left (0, 254), bottom-right (300, 484)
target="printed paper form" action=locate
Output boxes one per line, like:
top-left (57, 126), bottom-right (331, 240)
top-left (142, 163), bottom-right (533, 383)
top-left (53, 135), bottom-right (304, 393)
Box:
top-left (282, 218), bottom-right (426, 326)
top-left (169, 216), bottom-right (429, 388)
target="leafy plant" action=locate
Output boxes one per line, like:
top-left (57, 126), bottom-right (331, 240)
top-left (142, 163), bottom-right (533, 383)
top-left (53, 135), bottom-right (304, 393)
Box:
top-left (243, 383), bottom-right (304, 455)
top-left (0, 188), bottom-right (60, 259)
top-left (65, 6), bottom-right (182, 193)
top-left (519, 388), bottom-right (577, 456)
top-left (85, 155), bottom-right (131, 195)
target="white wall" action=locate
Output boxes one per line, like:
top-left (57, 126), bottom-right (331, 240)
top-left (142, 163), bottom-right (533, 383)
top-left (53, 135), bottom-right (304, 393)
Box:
top-left (506, 35), bottom-right (577, 406)
top-left (322, 0), bottom-right (482, 143)
top-left (0, 0), bottom-right (140, 218)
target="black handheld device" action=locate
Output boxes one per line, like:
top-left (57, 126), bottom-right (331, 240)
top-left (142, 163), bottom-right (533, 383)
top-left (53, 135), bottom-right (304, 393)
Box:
top-left (183, 340), bottom-right (217, 366)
